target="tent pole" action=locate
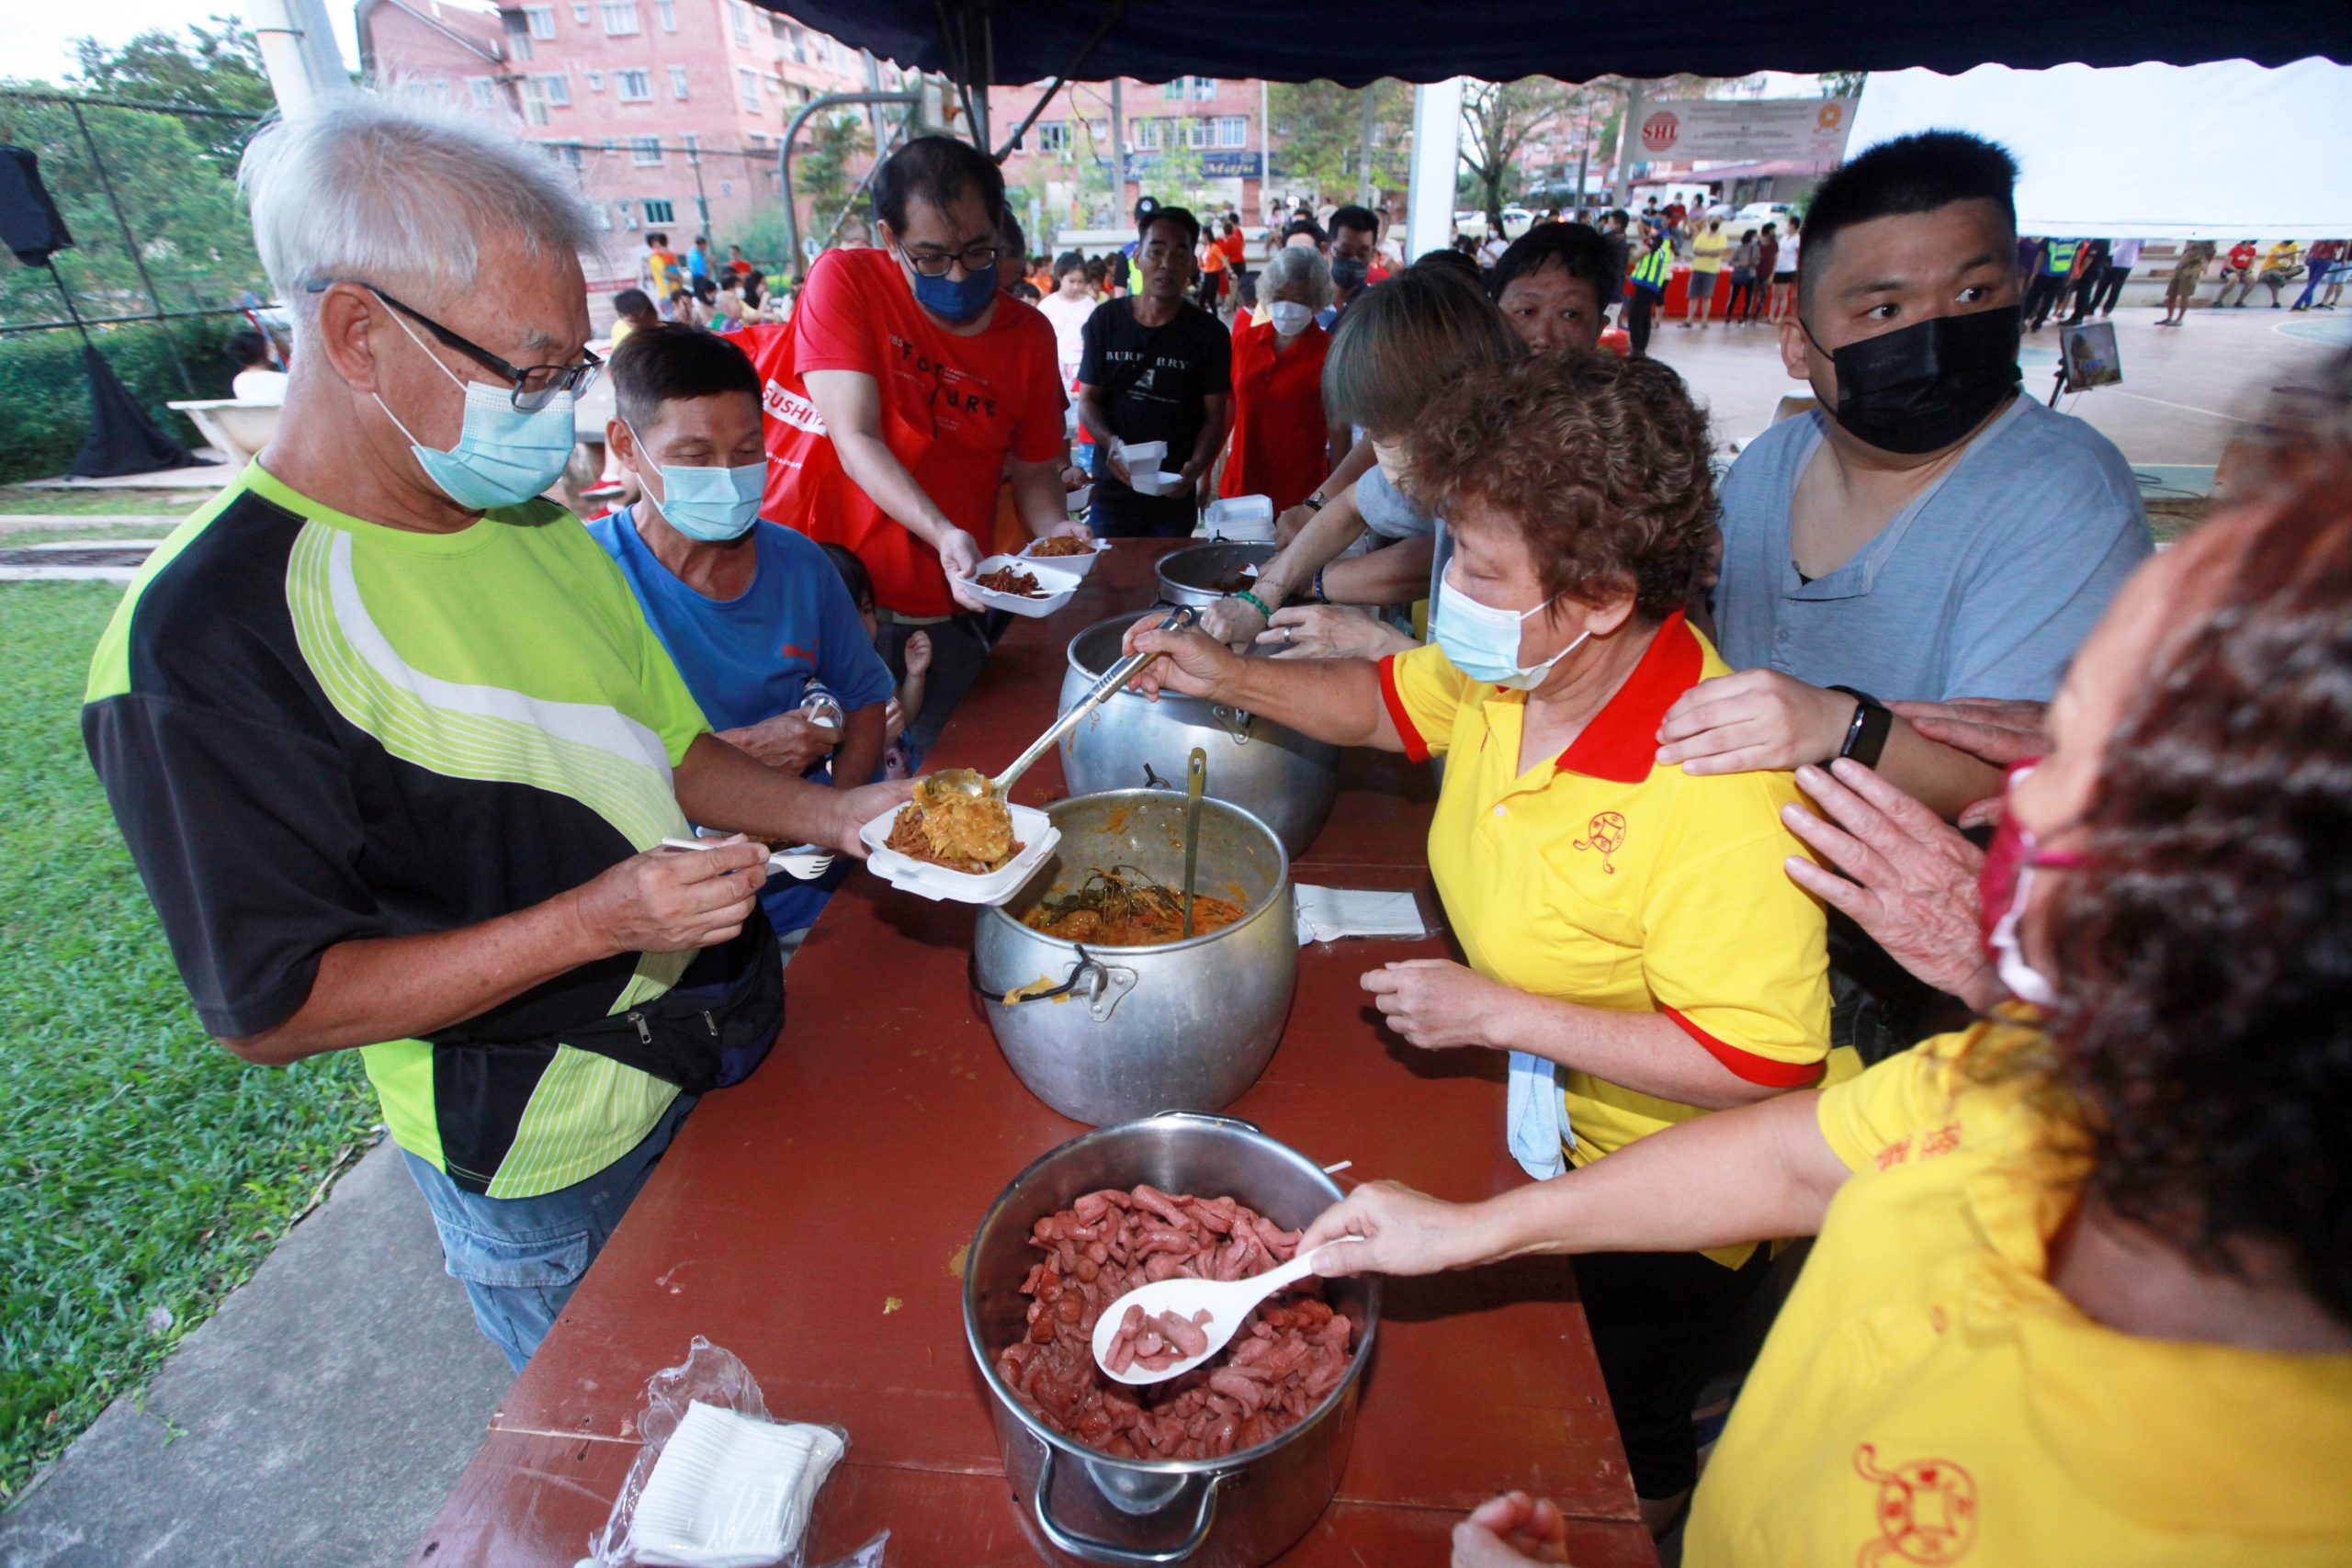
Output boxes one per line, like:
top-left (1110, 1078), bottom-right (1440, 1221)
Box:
top-left (1613, 83), bottom-right (1643, 209)
top-left (777, 90), bottom-right (922, 284)
top-left (1111, 77), bottom-right (1127, 219)
top-left (1405, 77), bottom-right (1463, 264)
top-left (69, 100), bottom-right (193, 394)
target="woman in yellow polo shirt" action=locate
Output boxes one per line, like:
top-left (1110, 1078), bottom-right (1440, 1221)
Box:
top-left (1128, 350), bottom-right (1840, 1524)
top-left (1302, 459), bottom-right (2352, 1566)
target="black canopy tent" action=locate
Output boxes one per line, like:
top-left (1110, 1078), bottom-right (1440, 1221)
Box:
top-left (756, 0), bottom-right (2344, 95)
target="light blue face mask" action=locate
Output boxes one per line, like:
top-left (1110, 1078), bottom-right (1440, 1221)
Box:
top-left (1431, 568), bottom-right (1589, 690)
top-left (628, 422), bottom-right (766, 542)
top-left (373, 309), bottom-right (576, 511)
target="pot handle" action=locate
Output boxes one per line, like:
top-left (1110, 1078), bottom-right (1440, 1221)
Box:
top-left (978, 946), bottom-right (1138, 1024)
top-left (1208, 704), bottom-right (1255, 746)
top-left (1032, 1442), bottom-right (1225, 1568)
top-left (1145, 1109), bottom-right (1265, 1137)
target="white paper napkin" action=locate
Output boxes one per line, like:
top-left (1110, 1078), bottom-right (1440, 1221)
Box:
top-left (1293, 885), bottom-right (1431, 946)
top-left (630, 1401), bottom-right (846, 1568)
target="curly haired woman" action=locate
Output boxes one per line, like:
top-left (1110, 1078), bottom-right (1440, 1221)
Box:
top-left (1125, 350), bottom-right (1849, 1525)
top-left (1299, 369), bottom-right (2352, 1565)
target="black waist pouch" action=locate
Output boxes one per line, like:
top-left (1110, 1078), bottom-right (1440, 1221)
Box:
top-left (428, 917), bottom-right (784, 1094)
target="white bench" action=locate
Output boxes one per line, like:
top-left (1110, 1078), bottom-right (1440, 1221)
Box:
top-left (166, 400), bottom-right (282, 468)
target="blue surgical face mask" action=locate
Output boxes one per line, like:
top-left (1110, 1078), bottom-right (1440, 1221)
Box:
top-left (903, 250), bottom-right (999, 322)
top-left (628, 422), bottom-right (766, 542)
top-left (1432, 568), bottom-right (1589, 691)
top-left (373, 307), bottom-right (576, 511)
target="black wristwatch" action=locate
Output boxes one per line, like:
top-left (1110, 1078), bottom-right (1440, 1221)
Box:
top-left (1826, 685), bottom-right (1892, 769)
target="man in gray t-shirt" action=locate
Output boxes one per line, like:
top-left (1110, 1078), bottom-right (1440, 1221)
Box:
top-left (1656, 130), bottom-right (2154, 822)
top-left (1713, 396), bottom-right (2149, 703)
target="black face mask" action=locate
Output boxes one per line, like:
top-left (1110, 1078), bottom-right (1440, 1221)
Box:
top-left (1809, 305), bottom-right (2022, 456)
top-left (1330, 257), bottom-right (1370, 291)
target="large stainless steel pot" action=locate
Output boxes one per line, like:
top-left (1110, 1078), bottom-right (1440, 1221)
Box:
top-left (1059, 612), bottom-right (1338, 856)
top-left (1154, 542), bottom-right (1280, 611)
top-left (975, 791), bottom-right (1296, 1127)
top-left (964, 1111), bottom-right (1378, 1567)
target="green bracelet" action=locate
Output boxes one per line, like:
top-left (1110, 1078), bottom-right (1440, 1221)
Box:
top-left (1232, 589), bottom-right (1273, 618)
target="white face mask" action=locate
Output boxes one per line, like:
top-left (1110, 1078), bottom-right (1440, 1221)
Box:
top-left (1266, 300), bottom-right (1314, 337)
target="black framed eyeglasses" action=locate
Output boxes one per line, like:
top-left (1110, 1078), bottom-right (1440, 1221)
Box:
top-left (894, 242), bottom-right (1001, 279)
top-left (306, 279), bottom-right (601, 411)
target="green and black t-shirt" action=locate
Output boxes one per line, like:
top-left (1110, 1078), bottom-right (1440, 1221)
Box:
top-left (85, 463), bottom-right (726, 1198)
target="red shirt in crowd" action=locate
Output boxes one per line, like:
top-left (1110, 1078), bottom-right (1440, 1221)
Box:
top-left (1218, 314), bottom-right (1333, 512)
top-left (2228, 242), bottom-right (2259, 270)
top-left (1217, 229), bottom-right (1247, 267)
top-left (769, 248), bottom-right (1066, 617)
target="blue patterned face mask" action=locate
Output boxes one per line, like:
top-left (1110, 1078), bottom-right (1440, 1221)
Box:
top-left (373, 308), bottom-right (575, 510)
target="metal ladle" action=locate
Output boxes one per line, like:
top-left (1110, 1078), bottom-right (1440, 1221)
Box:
top-left (922, 604), bottom-right (1201, 804)
top-left (1180, 746), bottom-right (1206, 938)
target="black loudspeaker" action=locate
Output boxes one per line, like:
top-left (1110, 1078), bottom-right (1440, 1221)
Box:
top-left (0, 143), bottom-right (74, 267)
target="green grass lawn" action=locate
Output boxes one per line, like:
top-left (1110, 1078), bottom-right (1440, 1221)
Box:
top-left (0, 488), bottom-right (214, 517)
top-left (0, 583), bottom-right (377, 1503)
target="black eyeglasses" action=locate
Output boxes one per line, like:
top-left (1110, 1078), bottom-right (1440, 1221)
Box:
top-left (894, 242), bottom-right (1001, 279)
top-left (307, 280), bottom-right (601, 411)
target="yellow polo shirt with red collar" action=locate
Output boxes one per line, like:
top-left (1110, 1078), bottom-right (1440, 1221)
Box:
top-left (1377, 611), bottom-right (1838, 1174)
top-left (1687, 1020), bottom-right (2352, 1566)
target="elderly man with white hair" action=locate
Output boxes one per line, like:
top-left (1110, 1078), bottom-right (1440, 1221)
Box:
top-left (81, 94), bottom-right (906, 1371)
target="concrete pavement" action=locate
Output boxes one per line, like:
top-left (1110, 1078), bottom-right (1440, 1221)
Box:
top-left (0, 1139), bottom-right (512, 1568)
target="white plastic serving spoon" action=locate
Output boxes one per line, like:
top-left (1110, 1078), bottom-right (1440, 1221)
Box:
top-left (660, 835), bottom-right (835, 882)
top-left (1089, 1236), bottom-right (1363, 1387)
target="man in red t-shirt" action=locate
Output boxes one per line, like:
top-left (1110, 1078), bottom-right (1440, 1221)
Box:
top-left (763, 135), bottom-right (1083, 760)
top-left (2218, 240), bottom-right (2261, 307)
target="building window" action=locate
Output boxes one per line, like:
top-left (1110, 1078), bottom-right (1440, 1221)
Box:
top-left (616, 68), bottom-right (650, 102)
top-left (518, 78), bottom-right (548, 124)
top-left (1193, 76), bottom-right (1218, 100)
top-left (655, 0), bottom-right (674, 28)
top-left (643, 198), bottom-right (674, 225)
top-left (571, 2), bottom-right (589, 21)
top-left (537, 72), bottom-right (571, 107)
top-left (501, 12), bottom-right (534, 60)
top-left (526, 5), bottom-right (556, 37)
top-left (682, 131), bottom-right (700, 160)
top-left (729, 0), bottom-right (749, 44)
top-left (669, 65), bottom-right (689, 99)
top-left (467, 77), bottom-right (497, 108)
top-left (1217, 115), bottom-right (1248, 148)
top-left (1132, 118), bottom-right (1165, 150)
top-left (600, 2), bottom-right (639, 36)
top-left (585, 69), bottom-right (604, 90)
top-left (560, 143), bottom-right (583, 169)
top-left (738, 66), bottom-right (761, 112)
top-left (631, 135), bottom-right (662, 165)
top-left (1184, 117), bottom-right (1213, 150)
top-left (1161, 79), bottom-right (1182, 101)
top-left (1035, 119), bottom-right (1068, 154)
top-left (1163, 75), bottom-right (1218, 101)
top-left (788, 82), bottom-right (812, 104)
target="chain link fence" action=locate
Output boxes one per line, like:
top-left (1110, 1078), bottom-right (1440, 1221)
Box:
top-left (0, 90), bottom-right (276, 483)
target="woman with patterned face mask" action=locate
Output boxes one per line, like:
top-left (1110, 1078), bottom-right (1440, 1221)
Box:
top-left (1296, 371), bottom-right (2352, 1565)
top-left (1127, 351), bottom-right (1846, 1529)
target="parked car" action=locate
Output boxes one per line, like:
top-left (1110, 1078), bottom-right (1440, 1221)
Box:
top-left (1734, 201), bottom-right (1796, 226)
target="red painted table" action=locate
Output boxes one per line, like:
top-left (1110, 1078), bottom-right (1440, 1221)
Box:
top-left (411, 542), bottom-right (1649, 1567)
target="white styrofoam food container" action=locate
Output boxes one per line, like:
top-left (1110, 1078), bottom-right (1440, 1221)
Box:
top-left (1204, 494), bottom-right (1275, 540)
top-left (967, 555), bottom-right (1082, 618)
top-left (859, 801), bottom-right (1059, 905)
top-left (1019, 535), bottom-right (1112, 577)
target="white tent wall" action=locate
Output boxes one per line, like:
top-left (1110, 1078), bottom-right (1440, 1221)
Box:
top-left (1847, 57), bottom-right (2352, 240)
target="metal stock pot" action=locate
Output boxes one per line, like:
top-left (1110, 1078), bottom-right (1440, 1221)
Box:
top-left (1154, 542), bottom-right (1281, 611)
top-left (963, 1111), bottom-right (1378, 1566)
top-left (1058, 612), bottom-right (1339, 857)
top-left (974, 791), bottom-right (1296, 1127)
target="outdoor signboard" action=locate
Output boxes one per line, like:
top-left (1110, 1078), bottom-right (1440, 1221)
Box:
top-left (1123, 151), bottom-right (1266, 179)
top-left (1637, 97), bottom-right (1857, 164)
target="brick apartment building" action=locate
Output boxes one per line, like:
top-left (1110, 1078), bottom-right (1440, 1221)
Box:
top-left (358, 0), bottom-right (894, 274)
top-left (989, 74), bottom-right (1305, 248)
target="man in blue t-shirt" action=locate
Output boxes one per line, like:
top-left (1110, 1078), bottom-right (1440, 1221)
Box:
top-left (587, 324), bottom-right (895, 951)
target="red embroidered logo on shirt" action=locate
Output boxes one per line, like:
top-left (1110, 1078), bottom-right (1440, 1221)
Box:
top-left (1854, 1443), bottom-right (1977, 1565)
top-left (1918, 1122), bottom-right (1962, 1159)
top-left (1874, 1137), bottom-right (1912, 1173)
top-left (1573, 811), bottom-right (1626, 874)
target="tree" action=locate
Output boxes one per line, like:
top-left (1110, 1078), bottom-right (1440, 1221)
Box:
top-left (1459, 78), bottom-right (1587, 227)
top-left (1818, 71), bottom-right (1869, 99)
top-left (796, 110), bottom-right (873, 240)
top-left (70, 18), bottom-right (274, 179)
top-left (1266, 80), bottom-right (1412, 204)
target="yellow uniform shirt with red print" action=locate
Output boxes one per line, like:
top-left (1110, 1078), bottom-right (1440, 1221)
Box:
top-left (1687, 1020), bottom-right (2352, 1566)
top-left (1377, 611), bottom-right (1838, 1172)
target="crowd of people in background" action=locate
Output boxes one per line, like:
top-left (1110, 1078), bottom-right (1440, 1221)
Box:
top-left (117, 89), bottom-right (2352, 1568)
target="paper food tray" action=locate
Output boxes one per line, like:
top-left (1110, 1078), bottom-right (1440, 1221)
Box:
top-left (967, 555), bottom-right (1081, 618)
top-left (859, 801), bottom-right (1059, 905)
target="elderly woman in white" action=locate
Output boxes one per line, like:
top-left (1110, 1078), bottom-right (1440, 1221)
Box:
top-left (80, 93), bottom-right (903, 1370)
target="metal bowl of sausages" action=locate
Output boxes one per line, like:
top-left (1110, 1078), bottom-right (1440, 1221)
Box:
top-left (1153, 542), bottom-right (1282, 611)
top-left (964, 1111), bottom-right (1377, 1567)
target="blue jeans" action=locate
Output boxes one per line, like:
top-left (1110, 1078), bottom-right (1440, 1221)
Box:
top-left (402, 1092), bottom-right (697, 1371)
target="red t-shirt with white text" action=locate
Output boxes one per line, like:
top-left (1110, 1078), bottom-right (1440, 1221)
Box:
top-left (786, 248), bottom-right (1065, 615)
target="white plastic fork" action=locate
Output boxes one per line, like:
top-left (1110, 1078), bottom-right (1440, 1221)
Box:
top-left (660, 835), bottom-right (835, 882)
